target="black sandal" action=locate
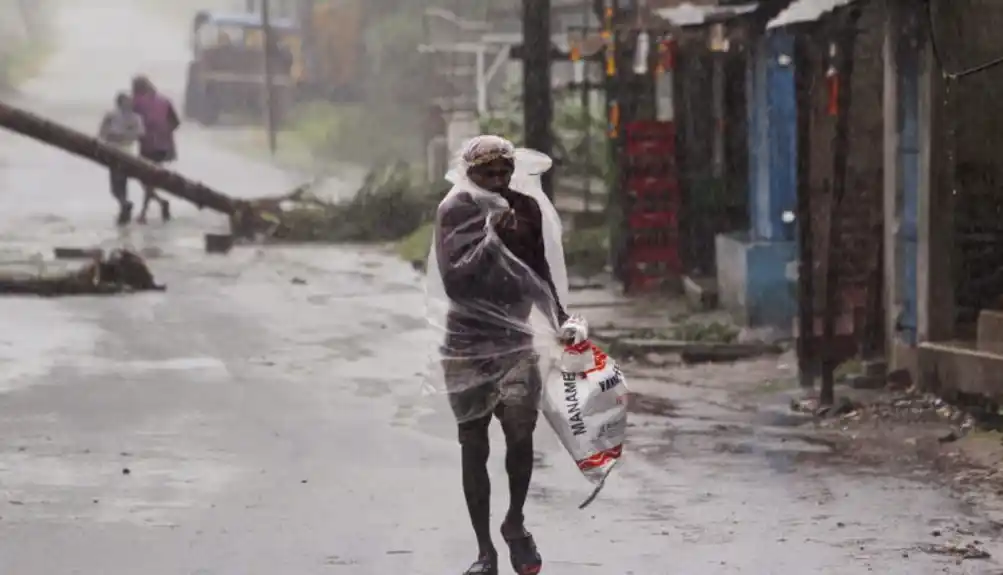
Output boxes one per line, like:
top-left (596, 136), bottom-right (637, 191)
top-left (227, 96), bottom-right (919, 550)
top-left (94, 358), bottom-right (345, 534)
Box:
top-left (502, 526), bottom-right (542, 575)
top-left (462, 554), bottom-right (498, 575)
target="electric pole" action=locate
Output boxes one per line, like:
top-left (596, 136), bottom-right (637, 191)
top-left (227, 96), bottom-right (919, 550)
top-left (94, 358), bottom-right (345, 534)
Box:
top-left (522, 0), bottom-right (554, 199)
top-left (261, 0), bottom-right (278, 156)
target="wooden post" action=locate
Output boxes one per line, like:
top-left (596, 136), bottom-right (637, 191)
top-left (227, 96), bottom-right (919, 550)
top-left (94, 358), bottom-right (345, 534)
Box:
top-left (916, 6), bottom-right (954, 343)
top-left (523, 0), bottom-right (554, 198)
top-left (794, 33), bottom-right (815, 389)
top-left (882, 0), bottom-right (900, 365)
top-left (821, 5), bottom-right (862, 406)
top-left (261, 0), bottom-right (278, 155)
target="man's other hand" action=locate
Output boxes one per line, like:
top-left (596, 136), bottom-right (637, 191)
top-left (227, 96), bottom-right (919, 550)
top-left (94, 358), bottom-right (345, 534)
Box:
top-left (490, 209), bottom-right (519, 232)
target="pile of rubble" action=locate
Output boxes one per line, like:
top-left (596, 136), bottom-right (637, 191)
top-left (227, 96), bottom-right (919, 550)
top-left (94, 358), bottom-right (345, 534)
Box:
top-left (791, 387), bottom-right (978, 433)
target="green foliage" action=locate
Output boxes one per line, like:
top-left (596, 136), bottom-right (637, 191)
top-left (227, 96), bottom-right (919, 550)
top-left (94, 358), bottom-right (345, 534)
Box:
top-left (670, 321), bottom-right (739, 344)
top-left (395, 221), bottom-right (435, 264)
top-left (563, 225), bottom-right (608, 277)
top-left (287, 101), bottom-right (422, 164)
top-left (479, 86), bottom-right (614, 184)
top-left (268, 160), bottom-right (444, 243)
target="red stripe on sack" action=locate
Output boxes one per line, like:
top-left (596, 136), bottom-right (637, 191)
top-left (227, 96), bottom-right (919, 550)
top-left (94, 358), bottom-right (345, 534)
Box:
top-left (576, 445), bottom-right (624, 471)
top-left (584, 344), bottom-right (609, 375)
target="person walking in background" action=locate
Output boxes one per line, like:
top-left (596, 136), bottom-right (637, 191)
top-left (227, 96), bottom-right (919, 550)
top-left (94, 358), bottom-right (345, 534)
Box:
top-left (131, 75), bottom-right (179, 223)
top-left (97, 92), bottom-right (144, 225)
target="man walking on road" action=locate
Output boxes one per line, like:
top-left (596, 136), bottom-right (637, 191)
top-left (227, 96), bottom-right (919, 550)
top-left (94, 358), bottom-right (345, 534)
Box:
top-left (131, 75), bottom-right (179, 223)
top-left (97, 92), bottom-right (144, 225)
top-left (432, 135), bottom-right (587, 575)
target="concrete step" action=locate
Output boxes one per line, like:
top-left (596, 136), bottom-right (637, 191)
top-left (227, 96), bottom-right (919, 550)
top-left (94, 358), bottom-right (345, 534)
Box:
top-left (976, 309), bottom-right (1003, 354)
top-left (918, 340), bottom-right (1003, 403)
top-left (683, 275), bottom-right (718, 311)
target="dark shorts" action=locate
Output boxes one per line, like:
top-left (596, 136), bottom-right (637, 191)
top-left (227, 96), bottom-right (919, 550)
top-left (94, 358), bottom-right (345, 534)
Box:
top-left (444, 350), bottom-right (542, 445)
top-left (140, 149), bottom-right (173, 164)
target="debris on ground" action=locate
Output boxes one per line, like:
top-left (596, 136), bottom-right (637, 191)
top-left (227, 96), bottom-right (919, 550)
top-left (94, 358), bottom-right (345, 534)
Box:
top-left (918, 541), bottom-right (991, 560)
top-left (791, 387), bottom-right (977, 433)
top-left (596, 321), bottom-right (782, 365)
top-left (0, 249), bottom-right (164, 296)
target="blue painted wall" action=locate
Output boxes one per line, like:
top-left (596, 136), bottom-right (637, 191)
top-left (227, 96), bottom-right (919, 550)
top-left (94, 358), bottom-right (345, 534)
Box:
top-left (746, 240), bottom-right (798, 327)
top-left (766, 32), bottom-right (797, 242)
top-left (746, 30), bottom-right (797, 242)
top-left (718, 29), bottom-right (798, 329)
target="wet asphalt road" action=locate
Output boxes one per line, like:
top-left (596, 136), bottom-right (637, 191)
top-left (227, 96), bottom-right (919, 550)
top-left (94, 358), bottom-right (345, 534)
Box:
top-left (1, 1), bottom-right (1002, 573)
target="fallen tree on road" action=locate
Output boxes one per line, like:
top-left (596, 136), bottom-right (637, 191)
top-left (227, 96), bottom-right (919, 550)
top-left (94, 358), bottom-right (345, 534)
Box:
top-left (0, 98), bottom-right (239, 214)
top-left (0, 249), bottom-right (165, 297)
top-left (0, 99), bottom-right (441, 246)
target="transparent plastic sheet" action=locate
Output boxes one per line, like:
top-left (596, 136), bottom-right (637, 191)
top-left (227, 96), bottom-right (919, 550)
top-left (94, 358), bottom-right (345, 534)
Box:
top-left (423, 148), bottom-right (569, 424)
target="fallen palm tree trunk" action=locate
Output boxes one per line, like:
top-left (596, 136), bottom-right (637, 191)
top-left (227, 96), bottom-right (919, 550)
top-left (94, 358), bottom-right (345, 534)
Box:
top-left (0, 249), bottom-right (165, 297)
top-left (0, 99), bottom-right (239, 215)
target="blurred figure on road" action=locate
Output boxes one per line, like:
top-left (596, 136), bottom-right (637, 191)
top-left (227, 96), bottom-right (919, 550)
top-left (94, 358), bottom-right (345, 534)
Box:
top-left (131, 75), bottom-right (179, 223)
top-left (97, 92), bottom-right (145, 225)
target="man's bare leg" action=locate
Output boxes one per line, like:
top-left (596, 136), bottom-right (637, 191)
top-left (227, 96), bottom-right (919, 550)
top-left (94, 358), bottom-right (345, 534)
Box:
top-left (498, 391), bottom-right (543, 575)
top-left (458, 414), bottom-right (498, 574)
top-left (137, 185), bottom-right (153, 224)
top-left (138, 185), bottom-right (170, 223)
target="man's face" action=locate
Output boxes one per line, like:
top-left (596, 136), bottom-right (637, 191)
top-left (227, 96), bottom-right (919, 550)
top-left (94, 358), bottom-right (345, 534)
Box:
top-left (468, 158), bottom-right (514, 193)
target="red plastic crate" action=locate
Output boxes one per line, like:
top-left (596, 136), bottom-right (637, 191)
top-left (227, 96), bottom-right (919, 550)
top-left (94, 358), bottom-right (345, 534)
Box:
top-left (625, 176), bottom-right (680, 199)
top-left (625, 271), bottom-right (672, 292)
top-left (625, 244), bottom-right (681, 269)
top-left (625, 138), bottom-right (676, 158)
top-left (627, 210), bottom-right (679, 231)
top-left (625, 121), bottom-right (676, 143)
top-left (625, 222), bottom-right (682, 240)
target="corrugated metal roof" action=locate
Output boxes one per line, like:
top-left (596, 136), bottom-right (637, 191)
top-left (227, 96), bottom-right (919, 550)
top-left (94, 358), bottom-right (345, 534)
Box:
top-left (655, 2), bottom-right (758, 27)
top-left (767, 0), bottom-right (859, 29)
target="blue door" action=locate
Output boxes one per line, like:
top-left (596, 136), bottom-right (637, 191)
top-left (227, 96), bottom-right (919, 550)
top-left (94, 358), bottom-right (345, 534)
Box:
top-left (765, 31), bottom-right (797, 243)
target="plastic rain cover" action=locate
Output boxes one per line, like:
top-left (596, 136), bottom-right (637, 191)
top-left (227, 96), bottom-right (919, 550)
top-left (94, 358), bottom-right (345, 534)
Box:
top-left (422, 139), bottom-right (569, 425)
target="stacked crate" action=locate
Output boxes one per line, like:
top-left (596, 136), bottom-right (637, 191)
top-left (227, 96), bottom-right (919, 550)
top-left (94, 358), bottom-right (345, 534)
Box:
top-left (621, 120), bottom-right (681, 293)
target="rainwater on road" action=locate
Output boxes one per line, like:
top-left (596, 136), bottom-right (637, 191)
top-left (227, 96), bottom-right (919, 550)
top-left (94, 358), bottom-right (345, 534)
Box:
top-left (0, 2), bottom-right (999, 573)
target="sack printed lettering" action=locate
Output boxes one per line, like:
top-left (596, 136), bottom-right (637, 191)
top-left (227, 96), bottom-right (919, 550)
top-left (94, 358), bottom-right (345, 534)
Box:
top-left (564, 378), bottom-right (587, 436)
top-left (598, 366), bottom-right (623, 392)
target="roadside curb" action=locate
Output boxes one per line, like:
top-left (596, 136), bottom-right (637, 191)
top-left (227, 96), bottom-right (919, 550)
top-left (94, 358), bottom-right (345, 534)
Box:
top-left (594, 330), bottom-right (785, 364)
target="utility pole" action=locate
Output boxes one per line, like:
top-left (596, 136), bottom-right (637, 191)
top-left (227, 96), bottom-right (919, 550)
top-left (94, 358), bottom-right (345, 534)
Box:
top-left (821, 5), bottom-right (862, 406)
top-left (522, 0), bottom-right (554, 199)
top-left (261, 0), bottom-right (278, 156)
top-left (794, 33), bottom-right (815, 390)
